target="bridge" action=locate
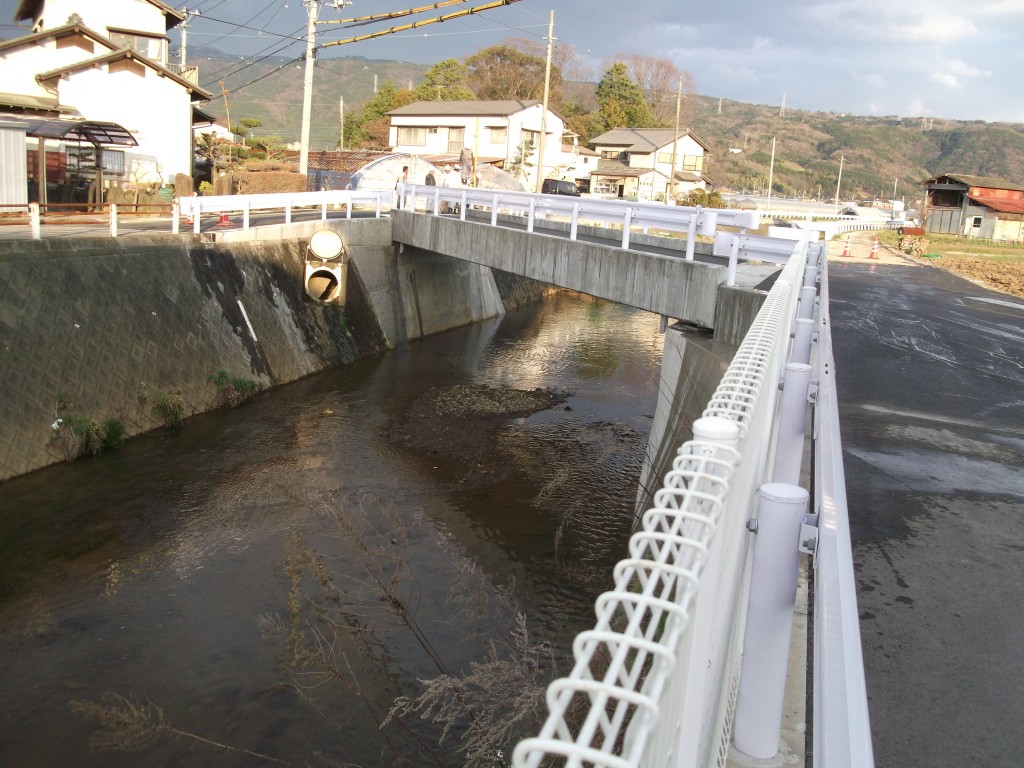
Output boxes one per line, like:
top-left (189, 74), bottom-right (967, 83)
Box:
top-left (388, 188), bottom-right (875, 768)
top-left (6, 187), bottom-right (878, 766)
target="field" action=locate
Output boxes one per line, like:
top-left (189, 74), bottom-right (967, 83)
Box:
top-left (876, 230), bottom-right (1024, 298)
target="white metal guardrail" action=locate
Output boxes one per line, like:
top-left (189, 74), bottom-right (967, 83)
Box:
top-left (513, 238), bottom-right (811, 768)
top-left (175, 189), bottom-right (394, 233)
top-left (513, 233), bottom-right (872, 768)
top-left (811, 268), bottom-right (875, 768)
top-left (397, 184), bottom-right (761, 266)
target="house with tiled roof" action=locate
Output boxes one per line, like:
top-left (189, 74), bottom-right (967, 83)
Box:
top-left (387, 99), bottom-right (567, 189)
top-left (922, 173), bottom-right (1024, 242)
top-left (0, 0), bottom-right (211, 205)
top-left (588, 128), bottom-right (711, 203)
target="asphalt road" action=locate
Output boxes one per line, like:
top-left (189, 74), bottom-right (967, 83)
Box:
top-left (827, 256), bottom-right (1024, 766)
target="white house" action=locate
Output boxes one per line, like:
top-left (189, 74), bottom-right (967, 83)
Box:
top-left (588, 128), bottom-right (711, 202)
top-left (0, 0), bottom-right (212, 204)
top-left (387, 99), bottom-right (569, 190)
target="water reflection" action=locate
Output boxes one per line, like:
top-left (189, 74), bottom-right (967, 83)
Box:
top-left (0, 292), bottom-right (665, 767)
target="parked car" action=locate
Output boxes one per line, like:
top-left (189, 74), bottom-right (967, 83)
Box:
top-left (541, 179), bottom-right (581, 196)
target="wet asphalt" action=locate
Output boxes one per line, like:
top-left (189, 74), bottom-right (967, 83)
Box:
top-left (827, 258), bottom-right (1024, 767)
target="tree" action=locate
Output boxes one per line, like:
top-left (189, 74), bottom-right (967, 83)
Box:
top-left (195, 132), bottom-right (223, 167)
top-left (231, 117), bottom-right (263, 146)
top-left (345, 80), bottom-right (417, 148)
top-left (413, 59), bottom-right (475, 102)
top-left (248, 134), bottom-right (286, 161)
top-left (466, 44), bottom-right (558, 101)
top-left (506, 137), bottom-right (535, 180)
top-left (620, 54), bottom-right (695, 126)
top-left (594, 63), bottom-right (653, 130)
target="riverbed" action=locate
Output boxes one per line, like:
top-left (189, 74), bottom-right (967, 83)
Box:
top-left (0, 291), bottom-right (665, 767)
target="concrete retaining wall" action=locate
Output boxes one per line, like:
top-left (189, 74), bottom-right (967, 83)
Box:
top-left (0, 221), bottom-right (549, 481)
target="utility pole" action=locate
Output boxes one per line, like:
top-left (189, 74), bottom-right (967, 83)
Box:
top-left (300, 1), bottom-right (350, 177)
top-left (668, 76), bottom-right (682, 205)
top-left (338, 96), bottom-right (344, 149)
top-left (534, 10), bottom-right (555, 193)
top-left (179, 7), bottom-right (190, 69)
top-left (299, 0), bottom-right (320, 177)
top-left (834, 154), bottom-right (844, 210)
top-left (780, 91), bottom-right (786, 117)
top-left (767, 136), bottom-right (776, 211)
top-left (220, 80), bottom-right (232, 166)
top-left (373, 74), bottom-right (378, 94)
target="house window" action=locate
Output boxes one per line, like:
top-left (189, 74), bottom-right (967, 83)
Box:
top-left (972, 216), bottom-right (983, 228)
top-left (657, 151), bottom-right (673, 164)
top-left (682, 155), bottom-right (703, 171)
top-left (397, 127), bottom-right (427, 146)
top-left (602, 149), bottom-right (623, 160)
top-left (447, 127), bottom-right (465, 154)
top-left (489, 126), bottom-right (507, 144)
top-left (108, 30), bottom-right (166, 62)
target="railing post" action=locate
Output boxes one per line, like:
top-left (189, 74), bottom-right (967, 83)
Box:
top-left (491, 194), bottom-right (499, 226)
top-left (345, 198), bottom-right (352, 219)
top-left (798, 285), bottom-right (817, 320)
top-left (569, 202), bottom-right (580, 240)
top-left (772, 362), bottom-right (812, 486)
top-left (727, 236), bottom-right (739, 286)
top-left (109, 203), bottom-right (118, 237)
top-left (621, 206), bottom-right (632, 249)
top-left (527, 198), bottom-right (536, 232)
top-left (685, 209), bottom-right (699, 261)
top-left (432, 188), bottom-right (440, 216)
top-left (243, 199), bottom-right (250, 230)
top-left (459, 191), bottom-right (468, 221)
top-left (321, 201), bottom-right (328, 221)
top-left (792, 317), bottom-right (815, 366)
top-left (193, 197), bottom-right (201, 234)
top-left (285, 201), bottom-right (292, 225)
top-left (804, 262), bottom-right (818, 288)
top-left (171, 202), bottom-right (180, 234)
top-left (29, 202), bottom-right (41, 239)
top-left (375, 194), bottom-right (382, 218)
top-left (732, 482), bottom-right (809, 761)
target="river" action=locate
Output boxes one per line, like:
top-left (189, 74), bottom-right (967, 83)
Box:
top-left (0, 292), bottom-right (666, 768)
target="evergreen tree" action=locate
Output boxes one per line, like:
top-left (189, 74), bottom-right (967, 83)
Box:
top-left (595, 63), bottom-right (653, 129)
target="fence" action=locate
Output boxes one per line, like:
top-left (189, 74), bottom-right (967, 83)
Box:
top-left (512, 231), bottom-right (873, 767)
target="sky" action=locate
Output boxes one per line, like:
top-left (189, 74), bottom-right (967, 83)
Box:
top-left (2, 0), bottom-right (1022, 123)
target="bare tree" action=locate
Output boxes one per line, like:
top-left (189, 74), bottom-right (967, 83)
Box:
top-left (612, 54), bottom-right (695, 125)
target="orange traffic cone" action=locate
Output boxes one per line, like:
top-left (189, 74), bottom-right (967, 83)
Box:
top-left (841, 235), bottom-right (852, 257)
top-left (868, 238), bottom-right (879, 259)
top-left (216, 211), bottom-right (231, 226)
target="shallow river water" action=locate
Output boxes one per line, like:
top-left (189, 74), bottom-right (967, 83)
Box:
top-left (0, 292), bottom-right (666, 768)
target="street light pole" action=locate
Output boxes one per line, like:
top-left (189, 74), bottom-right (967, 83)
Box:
top-left (834, 154), bottom-right (844, 211)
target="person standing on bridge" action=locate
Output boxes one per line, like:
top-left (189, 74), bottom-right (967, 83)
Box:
top-left (443, 164), bottom-right (462, 213)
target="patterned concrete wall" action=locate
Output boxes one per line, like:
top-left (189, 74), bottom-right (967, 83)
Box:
top-left (0, 234), bottom-right (389, 481)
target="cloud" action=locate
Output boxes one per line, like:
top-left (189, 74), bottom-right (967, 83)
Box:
top-left (932, 58), bottom-right (993, 88)
top-left (947, 59), bottom-right (992, 78)
top-left (899, 15), bottom-right (978, 42)
top-left (932, 72), bottom-right (962, 89)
